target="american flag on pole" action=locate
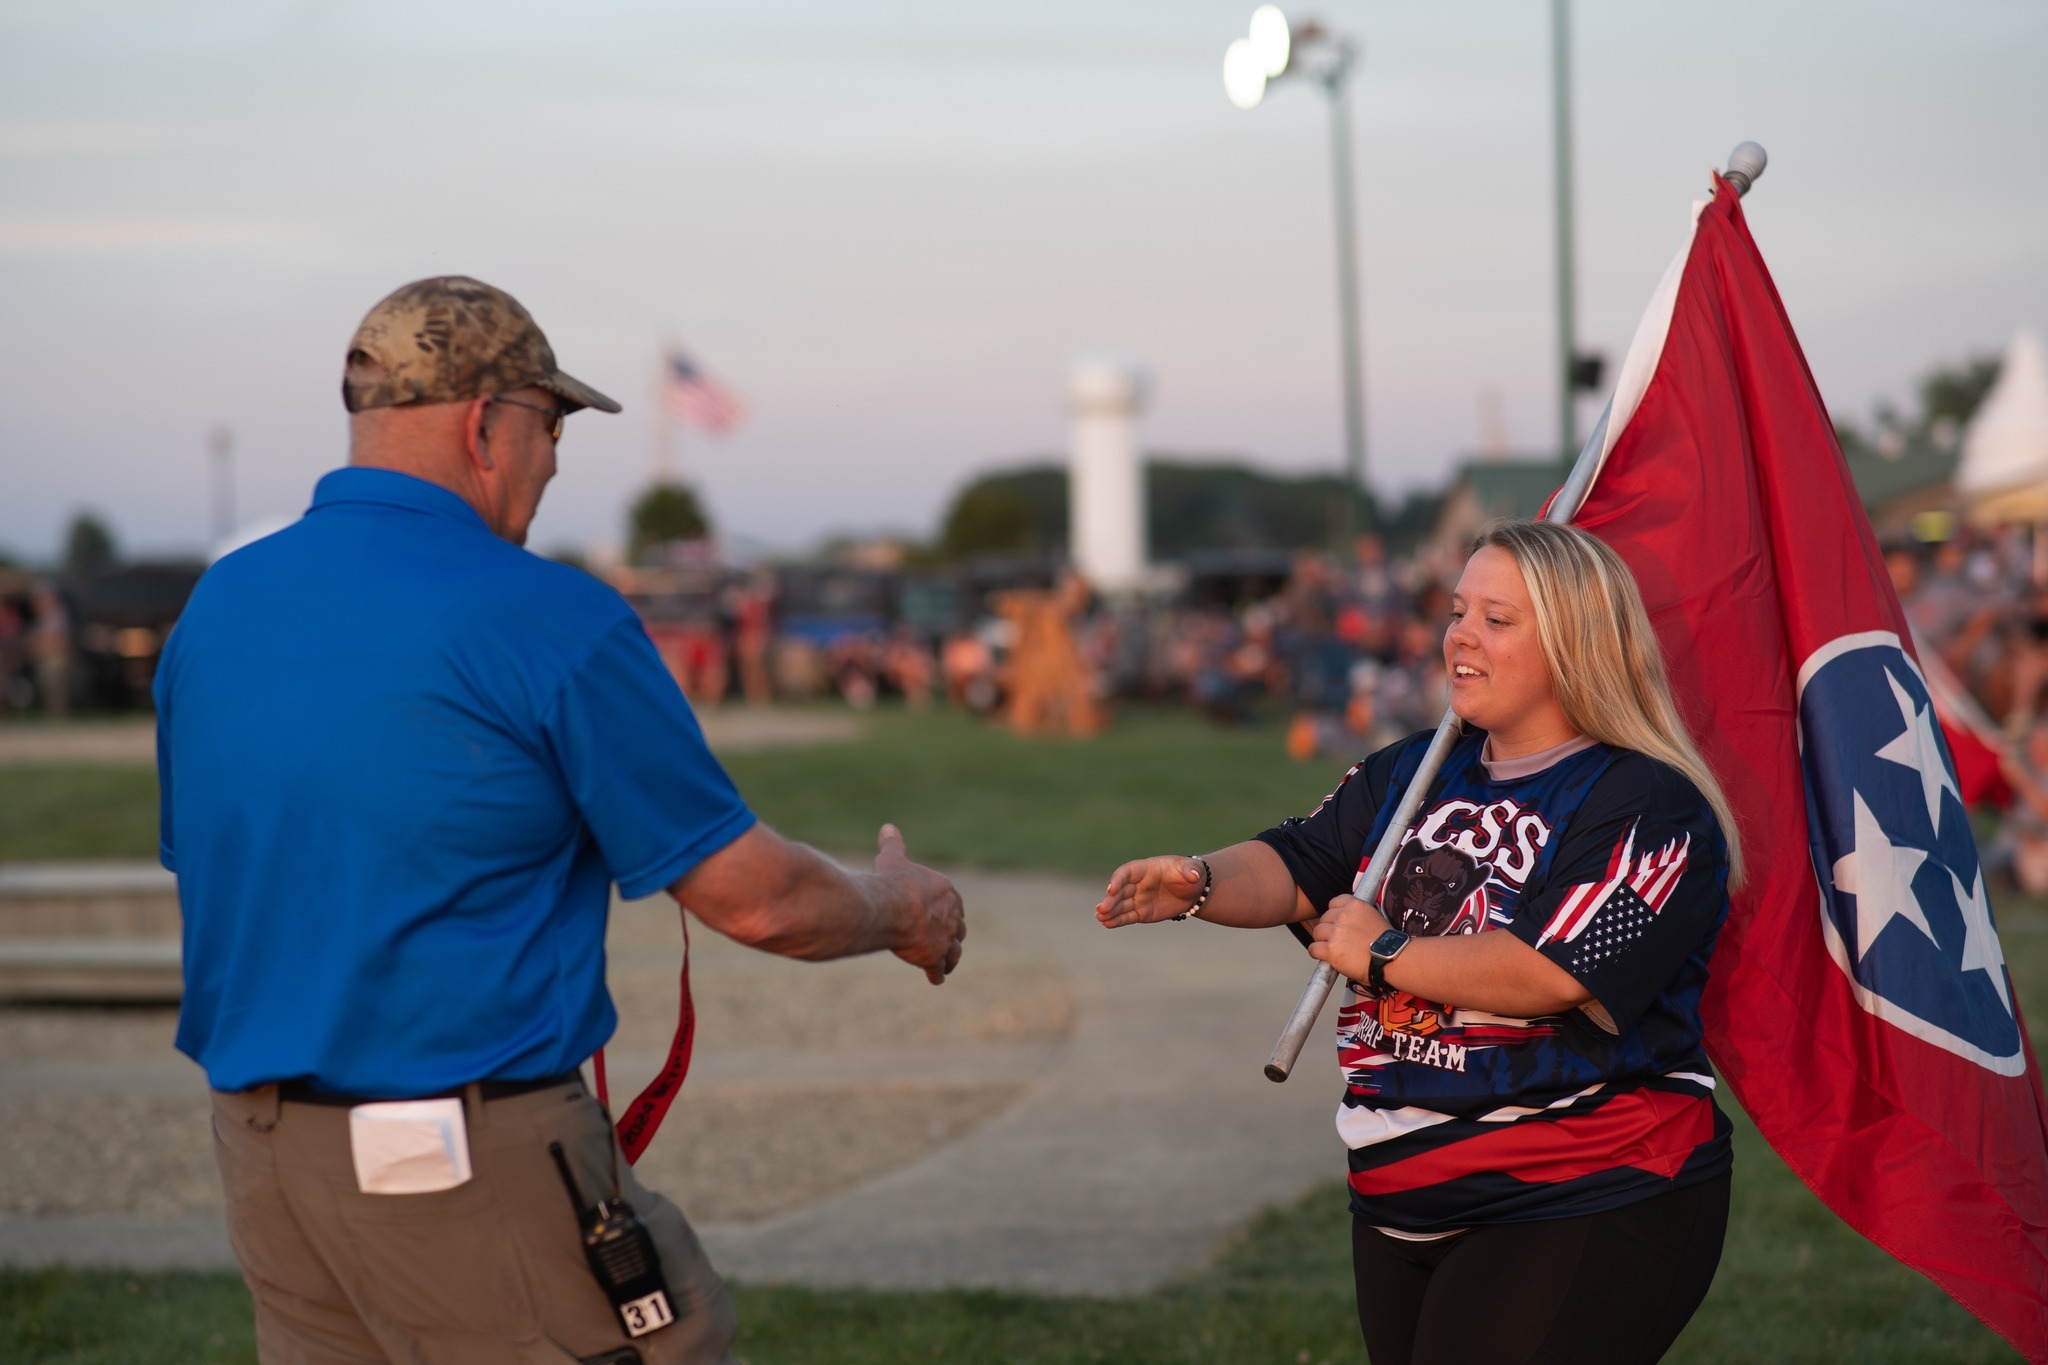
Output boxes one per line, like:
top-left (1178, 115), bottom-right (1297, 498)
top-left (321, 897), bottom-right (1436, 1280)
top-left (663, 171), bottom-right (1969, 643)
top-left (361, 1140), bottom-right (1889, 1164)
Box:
top-left (663, 349), bottom-right (746, 433)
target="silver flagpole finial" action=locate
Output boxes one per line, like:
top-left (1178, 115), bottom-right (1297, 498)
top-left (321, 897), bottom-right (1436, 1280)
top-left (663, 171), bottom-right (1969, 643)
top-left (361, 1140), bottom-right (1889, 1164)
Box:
top-left (1723, 142), bottom-right (1767, 197)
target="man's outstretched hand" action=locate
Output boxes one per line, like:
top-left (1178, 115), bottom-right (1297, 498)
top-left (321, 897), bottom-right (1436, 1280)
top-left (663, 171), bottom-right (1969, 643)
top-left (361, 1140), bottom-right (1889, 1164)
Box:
top-left (874, 823), bottom-right (965, 984)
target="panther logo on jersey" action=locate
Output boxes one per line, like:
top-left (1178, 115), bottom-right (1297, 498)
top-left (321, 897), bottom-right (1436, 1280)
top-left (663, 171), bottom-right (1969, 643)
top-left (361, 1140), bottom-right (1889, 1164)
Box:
top-left (1349, 796), bottom-right (1559, 1057)
top-left (1381, 842), bottom-right (1487, 938)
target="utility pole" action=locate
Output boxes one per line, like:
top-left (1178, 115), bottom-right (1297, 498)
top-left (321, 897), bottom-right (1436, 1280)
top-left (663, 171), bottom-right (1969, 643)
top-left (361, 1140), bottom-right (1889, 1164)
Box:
top-left (209, 425), bottom-right (234, 543)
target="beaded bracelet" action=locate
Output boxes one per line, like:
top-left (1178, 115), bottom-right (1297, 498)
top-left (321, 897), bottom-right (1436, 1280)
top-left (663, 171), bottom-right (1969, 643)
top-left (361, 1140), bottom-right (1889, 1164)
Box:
top-left (1172, 855), bottom-right (1214, 921)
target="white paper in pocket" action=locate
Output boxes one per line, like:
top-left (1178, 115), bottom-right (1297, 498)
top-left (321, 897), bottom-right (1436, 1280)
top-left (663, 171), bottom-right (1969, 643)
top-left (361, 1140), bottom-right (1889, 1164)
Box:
top-left (348, 1098), bottom-right (474, 1195)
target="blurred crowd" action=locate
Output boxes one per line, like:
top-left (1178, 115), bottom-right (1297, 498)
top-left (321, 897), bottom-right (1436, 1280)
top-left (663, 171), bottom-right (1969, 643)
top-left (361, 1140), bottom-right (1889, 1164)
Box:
top-left (23, 523), bottom-right (2048, 906)
top-left (0, 577), bottom-right (74, 719)
top-left (1887, 532), bottom-right (2048, 897)
top-left (620, 527), bottom-right (2048, 902)
top-left (1083, 535), bottom-right (1458, 760)
top-left (623, 534), bottom-right (1458, 757)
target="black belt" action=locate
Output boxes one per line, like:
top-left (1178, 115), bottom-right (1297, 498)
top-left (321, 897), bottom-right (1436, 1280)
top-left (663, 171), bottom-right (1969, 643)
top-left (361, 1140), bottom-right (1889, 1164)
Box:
top-left (276, 1072), bottom-right (581, 1108)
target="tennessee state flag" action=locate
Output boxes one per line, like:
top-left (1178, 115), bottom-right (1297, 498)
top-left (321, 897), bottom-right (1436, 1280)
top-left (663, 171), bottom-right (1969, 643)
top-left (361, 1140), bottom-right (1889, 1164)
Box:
top-left (1567, 175), bottom-right (2048, 1359)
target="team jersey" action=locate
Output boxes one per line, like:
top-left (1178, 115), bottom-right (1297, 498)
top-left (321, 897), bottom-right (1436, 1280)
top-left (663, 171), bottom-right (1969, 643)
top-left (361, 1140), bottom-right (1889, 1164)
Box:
top-left (1256, 729), bottom-right (1734, 1232)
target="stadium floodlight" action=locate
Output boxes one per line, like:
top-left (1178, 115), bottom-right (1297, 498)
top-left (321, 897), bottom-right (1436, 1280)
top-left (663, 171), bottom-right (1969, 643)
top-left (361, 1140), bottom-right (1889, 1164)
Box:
top-left (1223, 38), bottom-right (1267, 109)
top-left (1221, 10), bottom-right (1367, 540)
top-left (1248, 5), bottom-right (1291, 77)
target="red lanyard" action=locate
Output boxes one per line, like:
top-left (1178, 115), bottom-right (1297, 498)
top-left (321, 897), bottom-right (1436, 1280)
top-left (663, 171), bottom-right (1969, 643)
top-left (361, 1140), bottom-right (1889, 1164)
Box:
top-left (593, 915), bottom-right (696, 1166)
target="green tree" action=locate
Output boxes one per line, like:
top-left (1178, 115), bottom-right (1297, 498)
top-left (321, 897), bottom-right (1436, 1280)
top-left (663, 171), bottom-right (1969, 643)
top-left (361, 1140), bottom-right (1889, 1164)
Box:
top-left (1147, 459), bottom-right (1378, 556)
top-left (1838, 352), bottom-right (2001, 458)
top-left (1919, 354), bottom-right (2002, 430)
top-left (935, 459), bottom-right (1418, 561)
top-left (544, 545), bottom-right (594, 576)
top-left (940, 486), bottom-right (1043, 559)
top-left (627, 482), bottom-right (711, 561)
top-left (937, 467), bottom-right (1067, 560)
top-left (63, 512), bottom-right (116, 579)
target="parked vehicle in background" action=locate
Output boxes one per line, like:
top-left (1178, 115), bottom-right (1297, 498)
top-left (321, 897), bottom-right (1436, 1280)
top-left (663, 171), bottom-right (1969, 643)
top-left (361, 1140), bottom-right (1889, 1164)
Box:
top-left (70, 562), bottom-right (205, 711)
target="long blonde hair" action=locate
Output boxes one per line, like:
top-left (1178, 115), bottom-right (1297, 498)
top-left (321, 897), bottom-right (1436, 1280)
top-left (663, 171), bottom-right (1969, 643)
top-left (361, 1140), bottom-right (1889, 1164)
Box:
top-left (1475, 520), bottom-right (1744, 887)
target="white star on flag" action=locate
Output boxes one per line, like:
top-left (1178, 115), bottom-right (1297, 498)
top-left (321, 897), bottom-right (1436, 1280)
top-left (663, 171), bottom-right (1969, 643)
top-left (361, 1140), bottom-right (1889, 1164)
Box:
top-left (1832, 790), bottom-right (1935, 959)
top-left (1948, 864), bottom-right (2012, 1017)
top-left (1874, 668), bottom-right (1961, 834)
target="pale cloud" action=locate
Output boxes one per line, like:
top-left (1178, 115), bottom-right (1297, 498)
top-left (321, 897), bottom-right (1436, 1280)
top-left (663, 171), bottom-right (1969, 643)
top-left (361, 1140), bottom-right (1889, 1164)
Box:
top-left (0, 0), bottom-right (2041, 561)
top-left (0, 214), bottom-right (307, 254)
top-left (0, 121), bottom-right (172, 157)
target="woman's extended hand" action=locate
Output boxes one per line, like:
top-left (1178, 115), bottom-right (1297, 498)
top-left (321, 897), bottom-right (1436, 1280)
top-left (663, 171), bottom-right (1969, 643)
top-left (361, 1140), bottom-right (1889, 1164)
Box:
top-left (1094, 855), bottom-right (1205, 928)
top-left (1308, 893), bottom-right (1392, 981)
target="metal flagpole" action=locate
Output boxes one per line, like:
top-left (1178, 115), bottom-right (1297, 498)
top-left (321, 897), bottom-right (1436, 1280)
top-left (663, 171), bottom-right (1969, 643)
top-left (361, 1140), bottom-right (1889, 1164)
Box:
top-left (1262, 143), bottom-right (1768, 1083)
top-left (654, 347), bottom-right (676, 484)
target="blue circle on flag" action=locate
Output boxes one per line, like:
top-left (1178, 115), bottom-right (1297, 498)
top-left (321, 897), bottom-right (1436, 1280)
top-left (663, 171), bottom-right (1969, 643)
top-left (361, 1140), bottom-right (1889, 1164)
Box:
top-left (1798, 634), bottom-right (2021, 1071)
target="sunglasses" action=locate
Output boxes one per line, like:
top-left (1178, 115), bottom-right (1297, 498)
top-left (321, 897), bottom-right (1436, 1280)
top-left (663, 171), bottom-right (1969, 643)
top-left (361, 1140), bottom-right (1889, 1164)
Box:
top-left (488, 395), bottom-right (567, 443)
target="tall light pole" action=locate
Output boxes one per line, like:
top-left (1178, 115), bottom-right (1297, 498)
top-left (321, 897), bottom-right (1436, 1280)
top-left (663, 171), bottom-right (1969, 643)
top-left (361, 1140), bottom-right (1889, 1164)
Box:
top-left (1226, 7), bottom-right (1368, 541)
top-left (1549, 0), bottom-right (1603, 471)
top-left (1551, 0), bottom-right (1577, 470)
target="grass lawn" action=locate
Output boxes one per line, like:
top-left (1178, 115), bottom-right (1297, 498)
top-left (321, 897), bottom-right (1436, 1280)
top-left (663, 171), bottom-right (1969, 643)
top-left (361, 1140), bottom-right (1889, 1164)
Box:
top-left (725, 1081), bottom-right (2029, 1365)
top-left (0, 765), bottom-right (160, 862)
top-left (0, 705), bottom-right (2039, 1361)
top-left (0, 1092), bottom-right (2022, 1364)
top-left (0, 706), bottom-right (1333, 872)
top-left (717, 704), bottom-right (1340, 879)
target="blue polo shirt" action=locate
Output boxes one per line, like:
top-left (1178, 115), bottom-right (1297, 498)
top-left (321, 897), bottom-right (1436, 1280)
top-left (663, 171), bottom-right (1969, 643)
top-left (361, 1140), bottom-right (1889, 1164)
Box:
top-left (155, 467), bottom-right (756, 1096)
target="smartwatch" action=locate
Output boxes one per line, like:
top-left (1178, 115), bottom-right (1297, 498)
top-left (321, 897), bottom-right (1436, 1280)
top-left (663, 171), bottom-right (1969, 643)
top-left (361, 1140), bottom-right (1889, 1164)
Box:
top-left (1366, 929), bottom-right (1412, 993)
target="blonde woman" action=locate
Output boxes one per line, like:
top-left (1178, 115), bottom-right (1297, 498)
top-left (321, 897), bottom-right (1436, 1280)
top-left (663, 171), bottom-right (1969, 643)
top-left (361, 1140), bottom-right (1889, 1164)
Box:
top-left (1097, 521), bottom-right (1740, 1365)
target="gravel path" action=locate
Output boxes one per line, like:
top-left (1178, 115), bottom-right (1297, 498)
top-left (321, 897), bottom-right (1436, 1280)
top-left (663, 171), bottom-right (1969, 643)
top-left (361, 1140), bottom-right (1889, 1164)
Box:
top-left (0, 868), bottom-right (1346, 1294)
top-left (0, 873), bottom-right (1073, 1237)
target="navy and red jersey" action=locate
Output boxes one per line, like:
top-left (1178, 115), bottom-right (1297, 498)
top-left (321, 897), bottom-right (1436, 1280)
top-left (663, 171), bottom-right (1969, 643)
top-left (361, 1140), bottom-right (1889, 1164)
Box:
top-left (1256, 729), bottom-right (1734, 1232)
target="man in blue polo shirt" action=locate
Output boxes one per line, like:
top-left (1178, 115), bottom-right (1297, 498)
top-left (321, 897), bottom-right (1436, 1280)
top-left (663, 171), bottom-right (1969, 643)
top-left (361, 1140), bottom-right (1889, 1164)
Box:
top-left (156, 276), bottom-right (965, 1365)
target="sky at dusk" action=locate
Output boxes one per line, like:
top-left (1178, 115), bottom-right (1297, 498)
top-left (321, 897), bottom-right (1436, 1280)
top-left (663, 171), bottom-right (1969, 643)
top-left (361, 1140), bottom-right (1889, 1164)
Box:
top-left (2, 0), bottom-right (2044, 562)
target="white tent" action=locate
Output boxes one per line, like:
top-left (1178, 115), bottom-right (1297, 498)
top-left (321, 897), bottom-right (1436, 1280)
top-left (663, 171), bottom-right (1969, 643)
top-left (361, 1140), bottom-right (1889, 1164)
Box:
top-left (1956, 326), bottom-right (2048, 524)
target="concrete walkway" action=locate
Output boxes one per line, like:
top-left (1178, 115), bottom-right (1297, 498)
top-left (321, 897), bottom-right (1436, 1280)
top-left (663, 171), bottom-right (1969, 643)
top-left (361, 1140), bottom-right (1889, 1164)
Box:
top-left (0, 869), bottom-right (1349, 1295)
top-left (694, 870), bottom-right (1341, 1295)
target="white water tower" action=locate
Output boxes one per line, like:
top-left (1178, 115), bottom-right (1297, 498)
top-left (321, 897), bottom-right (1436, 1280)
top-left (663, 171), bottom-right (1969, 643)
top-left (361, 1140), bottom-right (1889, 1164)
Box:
top-left (1068, 354), bottom-right (1148, 592)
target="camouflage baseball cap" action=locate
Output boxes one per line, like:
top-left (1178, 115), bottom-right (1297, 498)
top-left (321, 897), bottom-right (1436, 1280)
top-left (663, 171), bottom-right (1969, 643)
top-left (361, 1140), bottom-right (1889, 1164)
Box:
top-left (341, 275), bottom-right (622, 416)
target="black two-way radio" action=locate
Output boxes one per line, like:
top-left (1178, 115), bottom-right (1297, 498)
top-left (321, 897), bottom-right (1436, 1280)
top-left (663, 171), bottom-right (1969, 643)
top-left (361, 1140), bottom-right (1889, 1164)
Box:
top-left (548, 1141), bottom-right (681, 1341)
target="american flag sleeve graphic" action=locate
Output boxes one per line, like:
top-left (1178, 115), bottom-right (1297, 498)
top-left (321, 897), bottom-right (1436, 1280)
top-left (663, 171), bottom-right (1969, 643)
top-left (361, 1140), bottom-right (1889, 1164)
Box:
top-left (1511, 795), bottom-right (1728, 1036)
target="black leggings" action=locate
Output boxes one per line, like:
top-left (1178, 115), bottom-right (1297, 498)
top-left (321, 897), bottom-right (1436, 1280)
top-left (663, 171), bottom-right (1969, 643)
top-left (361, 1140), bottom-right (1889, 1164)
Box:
top-left (1351, 1172), bottom-right (1730, 1365)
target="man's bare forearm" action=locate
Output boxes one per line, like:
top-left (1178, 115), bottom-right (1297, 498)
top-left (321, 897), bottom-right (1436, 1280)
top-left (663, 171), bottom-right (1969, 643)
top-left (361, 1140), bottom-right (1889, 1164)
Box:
top-left (673, 824), bottom-right (909, 961)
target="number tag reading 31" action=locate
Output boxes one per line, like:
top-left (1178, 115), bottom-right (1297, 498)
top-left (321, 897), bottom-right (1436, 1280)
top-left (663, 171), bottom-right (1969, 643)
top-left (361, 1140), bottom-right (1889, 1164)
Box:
top-left (547, 1140), bottom-right (681, 1340)
top-left (619, 1289), bottom-right (673, 1338)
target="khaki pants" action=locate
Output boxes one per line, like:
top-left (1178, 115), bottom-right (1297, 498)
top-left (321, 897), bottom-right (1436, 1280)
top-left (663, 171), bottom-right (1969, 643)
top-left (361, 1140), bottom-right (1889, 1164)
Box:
top-left (211, 1080), bottom-right (737, 1365)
